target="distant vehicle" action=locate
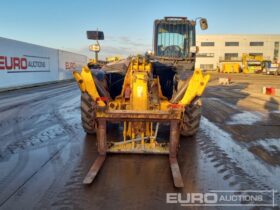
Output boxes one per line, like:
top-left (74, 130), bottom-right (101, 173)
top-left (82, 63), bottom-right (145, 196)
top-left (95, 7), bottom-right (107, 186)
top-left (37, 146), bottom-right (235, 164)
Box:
top-left (242, 54), bottom-right (263, 74)
top-left (262, 61), bottom-right (280, 75)
top-left (106, 56), bottom-right (122, 63)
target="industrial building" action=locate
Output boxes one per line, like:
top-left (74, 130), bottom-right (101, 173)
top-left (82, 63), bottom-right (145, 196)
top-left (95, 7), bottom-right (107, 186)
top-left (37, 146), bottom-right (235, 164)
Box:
top-left (196, 34), bottom-right (280, 70)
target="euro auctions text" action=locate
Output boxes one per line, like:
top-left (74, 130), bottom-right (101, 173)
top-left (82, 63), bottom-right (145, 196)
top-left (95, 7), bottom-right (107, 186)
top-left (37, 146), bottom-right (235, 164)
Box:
top-left (0, 55), bottom-right (50, 72)
top-left (166, 190), bottom-right (277, 207)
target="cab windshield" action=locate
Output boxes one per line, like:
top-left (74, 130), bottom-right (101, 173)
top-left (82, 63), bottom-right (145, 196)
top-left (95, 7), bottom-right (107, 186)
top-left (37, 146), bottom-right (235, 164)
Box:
top-left (156, 23), bottom-right (194, 58)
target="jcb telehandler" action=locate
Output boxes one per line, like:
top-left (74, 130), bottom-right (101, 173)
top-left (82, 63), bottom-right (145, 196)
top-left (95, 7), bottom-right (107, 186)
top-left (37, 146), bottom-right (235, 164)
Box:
top-left (73, 17), bottom-right (209, 187)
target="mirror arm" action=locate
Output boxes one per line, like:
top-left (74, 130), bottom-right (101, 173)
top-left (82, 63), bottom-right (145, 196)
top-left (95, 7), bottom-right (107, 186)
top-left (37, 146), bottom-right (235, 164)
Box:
top-left (194, 17), bottom-right (204, 23)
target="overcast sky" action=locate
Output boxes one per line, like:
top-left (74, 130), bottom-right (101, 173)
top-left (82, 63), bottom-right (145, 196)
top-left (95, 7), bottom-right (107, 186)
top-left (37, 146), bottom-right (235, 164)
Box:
top-left (1, 0), bottom-right (280, 59)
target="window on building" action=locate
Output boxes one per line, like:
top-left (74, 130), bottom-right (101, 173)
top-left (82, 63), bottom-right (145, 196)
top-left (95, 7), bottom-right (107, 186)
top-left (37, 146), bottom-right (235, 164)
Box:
top-left (200, 64), bottom-right (214, 70)
top-left (196, 53), bottom-right (215, 57)
top-left (225, 42), bottom-right (239, 46)
top-left (274, 42), bottom-right (279, 60)
top-left (224, 53), bottom-right (238, 60)
top-left (250, 42), bottom-right (264, 46)
top-left (249, 53), bottom-right (263, 57)
top-left (201, 42), bottom-right (215, 46)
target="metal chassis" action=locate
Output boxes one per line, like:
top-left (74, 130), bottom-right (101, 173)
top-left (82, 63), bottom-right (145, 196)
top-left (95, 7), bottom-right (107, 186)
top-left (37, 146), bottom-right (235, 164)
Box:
top-left (83, 110), bottom-right (184, 188)
top-left (74, 64), bottom-right (209, 188)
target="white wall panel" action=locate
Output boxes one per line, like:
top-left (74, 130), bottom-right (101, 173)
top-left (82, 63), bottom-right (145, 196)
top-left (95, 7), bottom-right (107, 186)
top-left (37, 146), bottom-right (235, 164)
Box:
top-left (0, 37), bottom-right (59, 88)
top-left (0, 37), bottom-right (87, 89)
top-left (58, 50), bottom-right (87, 80)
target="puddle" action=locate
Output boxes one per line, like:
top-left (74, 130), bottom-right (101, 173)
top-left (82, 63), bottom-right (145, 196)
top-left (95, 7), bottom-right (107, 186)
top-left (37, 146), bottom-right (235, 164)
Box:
top-left (200, 116), bottom-right (280, 190)
top-left (227, 112), bottom-right (262, 125)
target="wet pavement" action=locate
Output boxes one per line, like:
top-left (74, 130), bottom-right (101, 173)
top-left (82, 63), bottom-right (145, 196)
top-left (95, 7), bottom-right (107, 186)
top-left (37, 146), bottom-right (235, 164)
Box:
top-left (0, 75), bottom-right (280, 210)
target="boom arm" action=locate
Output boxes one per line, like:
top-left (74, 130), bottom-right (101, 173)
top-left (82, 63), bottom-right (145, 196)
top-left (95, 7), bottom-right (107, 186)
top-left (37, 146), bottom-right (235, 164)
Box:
top-left (73, 66), bottom-right (106, 107)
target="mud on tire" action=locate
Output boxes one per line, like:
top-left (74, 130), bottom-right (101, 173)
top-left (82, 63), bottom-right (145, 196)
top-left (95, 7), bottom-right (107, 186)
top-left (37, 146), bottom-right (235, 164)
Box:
top-left (180, 98), bottom-right (202, 137)
top-left (81, 92), bottom-right (97, 134)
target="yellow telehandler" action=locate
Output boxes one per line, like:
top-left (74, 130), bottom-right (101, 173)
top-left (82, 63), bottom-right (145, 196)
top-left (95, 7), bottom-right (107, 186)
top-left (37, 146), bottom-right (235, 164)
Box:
top-left (73, 17), bottom-right (210, 187)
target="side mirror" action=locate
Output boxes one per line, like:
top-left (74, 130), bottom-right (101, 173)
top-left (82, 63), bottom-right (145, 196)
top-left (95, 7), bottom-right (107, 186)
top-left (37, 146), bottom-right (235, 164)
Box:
top-left (199, 18), bottom-right (208, 30)
top-left (86, 31), bottom-right (104, 40)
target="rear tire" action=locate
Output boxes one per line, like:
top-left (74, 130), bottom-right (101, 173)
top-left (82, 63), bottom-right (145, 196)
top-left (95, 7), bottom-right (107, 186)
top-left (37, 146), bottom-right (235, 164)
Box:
top-left (180, 98), bottom-right (202, 137)
top-left (81, 92), bottom-right (97, 134)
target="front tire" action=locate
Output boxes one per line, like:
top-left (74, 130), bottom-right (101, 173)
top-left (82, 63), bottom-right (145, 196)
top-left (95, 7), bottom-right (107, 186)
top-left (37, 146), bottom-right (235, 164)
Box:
top-left (81, 92), bottom-right (97, 134)
top-left (180, 98), bottom-right (202, 137)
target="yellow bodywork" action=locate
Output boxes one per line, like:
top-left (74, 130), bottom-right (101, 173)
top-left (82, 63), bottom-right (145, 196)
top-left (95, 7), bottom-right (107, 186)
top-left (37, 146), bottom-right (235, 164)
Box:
top-left (179, 69), bottom-right (210, 106)
top-left (73, 66), bottom-right (105, 107)
top-left (73, 56), bottom-right (210, 153)
top-left (131, 72), bottom-right (148, 110)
